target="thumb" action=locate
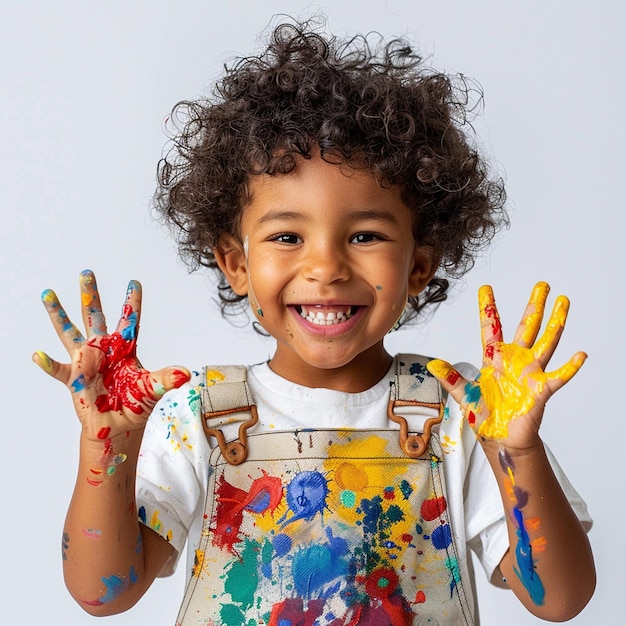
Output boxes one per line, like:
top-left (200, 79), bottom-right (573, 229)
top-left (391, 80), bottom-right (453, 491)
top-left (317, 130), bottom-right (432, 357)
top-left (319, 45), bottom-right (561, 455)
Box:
top-left (149, 366), bottom-right (191, 399)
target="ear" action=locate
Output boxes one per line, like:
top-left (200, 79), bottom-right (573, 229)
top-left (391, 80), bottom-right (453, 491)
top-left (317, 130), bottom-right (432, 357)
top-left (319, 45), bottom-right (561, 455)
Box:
top-left (408, 245), bottom-right (438, 297)
top-left (214, 235), bottom-right (249, 296)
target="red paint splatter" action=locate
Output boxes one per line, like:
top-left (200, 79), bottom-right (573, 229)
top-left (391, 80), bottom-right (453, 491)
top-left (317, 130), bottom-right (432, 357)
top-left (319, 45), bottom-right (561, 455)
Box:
top-left (268, 598), bottom-right (325, 626)
top-left (445, 370), bottom-right (460, 385)
top-left (213, 473), bottom-right (283, 554)
top-left (484, 303), bottom-right (502, 336)
top-left (468, 411), bottom-right (476, 426)
top-left (420, 496), bottom-right (447, 521)
top-left (87, 305), bottom-right (158, 415)
top-left (170, 369), bottom-right (191, 388)
top-left (414, 590), bottom-right (426, 604)
top-left (97, 426), bottom-right (111, 440)
top-left (366, 567), bottom-right (398, 599)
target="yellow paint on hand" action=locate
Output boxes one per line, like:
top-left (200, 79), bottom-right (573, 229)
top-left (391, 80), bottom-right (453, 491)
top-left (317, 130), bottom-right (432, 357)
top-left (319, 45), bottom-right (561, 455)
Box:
top-left (41, 289), bottom-right (57, 304)
top-left (519, 282), bottom-right (549, 345)
top-left (34, 350), bottom-right (54, 374)
top-left (478, 343), bottom-right (547, 440)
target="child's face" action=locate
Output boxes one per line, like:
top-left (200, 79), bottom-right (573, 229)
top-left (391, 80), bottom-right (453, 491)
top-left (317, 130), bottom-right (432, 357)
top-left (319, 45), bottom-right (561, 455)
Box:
top-left (217, 154), bottom-right (435, 391)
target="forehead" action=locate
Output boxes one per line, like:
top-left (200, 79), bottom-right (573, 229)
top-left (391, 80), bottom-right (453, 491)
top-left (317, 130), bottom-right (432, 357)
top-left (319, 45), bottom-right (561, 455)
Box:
top-left (243, 155), bottom-right (411, 223)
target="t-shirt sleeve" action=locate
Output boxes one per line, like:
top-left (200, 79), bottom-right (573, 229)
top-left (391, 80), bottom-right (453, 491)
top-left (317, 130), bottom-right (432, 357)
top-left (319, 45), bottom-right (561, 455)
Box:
top-left (136, 375), bottom-right (207, 577)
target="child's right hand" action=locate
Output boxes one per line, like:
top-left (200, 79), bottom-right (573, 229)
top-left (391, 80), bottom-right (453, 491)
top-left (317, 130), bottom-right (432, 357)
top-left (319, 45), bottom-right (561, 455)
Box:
top-left (33, 270), bottom-right (190, 441)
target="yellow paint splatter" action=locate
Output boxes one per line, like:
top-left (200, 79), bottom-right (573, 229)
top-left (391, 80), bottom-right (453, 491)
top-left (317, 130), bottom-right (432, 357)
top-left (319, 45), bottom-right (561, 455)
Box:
top-left (206, 370), bottom-right (225, 386)
top-left (192, 549), bottom-right (205, 578)
top-left (34, 350), bottom-right (53, 374)
top-left (441, 435), bottom-right (457, 453)
top-left (478, 343), bottom-right (547, 439)
top-left (150, 510), bottom-right (162, 532)
top-left (519, 282), bottom-right (549, 345)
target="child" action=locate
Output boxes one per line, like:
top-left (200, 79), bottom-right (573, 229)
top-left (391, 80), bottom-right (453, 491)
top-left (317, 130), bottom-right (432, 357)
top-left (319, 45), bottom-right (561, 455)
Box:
top-left (34, 20), bottom-right (594, 625)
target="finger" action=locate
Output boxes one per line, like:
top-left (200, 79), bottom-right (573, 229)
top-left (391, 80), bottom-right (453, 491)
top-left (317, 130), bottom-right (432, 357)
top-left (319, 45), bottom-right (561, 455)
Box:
top-left (532, 295), bottom-right (570, 365)
top-left (427, 359), bottom-right (482, 429)
top-left (114, 280), bottom-right (142, 342)
top-left (32, 350), bottom-right (71, 385)
top-left (41, 289), bottom-right (85, 350)
top-left (79, 270), bottom-right (107, 337)
top-left (545, 351), bottom-right (586, 393)
top-left (148, 366), bottom-right (192, 399)
top-left (513, 281), bottom-right (549, 347)
top-left (478, 285), bottom-right (502, 361)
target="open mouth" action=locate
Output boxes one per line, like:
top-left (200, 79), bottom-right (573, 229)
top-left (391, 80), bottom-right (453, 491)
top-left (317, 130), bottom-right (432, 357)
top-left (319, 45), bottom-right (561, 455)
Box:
top-left (296, 305), bottom-right (360, 326)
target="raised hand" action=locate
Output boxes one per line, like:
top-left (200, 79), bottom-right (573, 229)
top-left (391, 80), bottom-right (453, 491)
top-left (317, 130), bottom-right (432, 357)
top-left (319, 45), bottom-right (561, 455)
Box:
top-left (33, 270), bottom-right (190, 441)
top-left (427, 282), bottom-right (586, 449)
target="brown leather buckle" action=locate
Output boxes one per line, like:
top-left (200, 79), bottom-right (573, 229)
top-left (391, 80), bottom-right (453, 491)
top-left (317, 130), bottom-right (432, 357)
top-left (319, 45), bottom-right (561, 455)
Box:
top-left (202, 405), bottom-right (259, 465)
top-left (387, 400), bottom-right (445, 458)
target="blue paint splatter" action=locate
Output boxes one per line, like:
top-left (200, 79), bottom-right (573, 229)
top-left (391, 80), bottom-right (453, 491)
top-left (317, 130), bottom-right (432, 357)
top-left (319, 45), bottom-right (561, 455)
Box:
top-left (463, 382), bottom-right (482, 405)
top-left (70, 374), bottom-right (87, 392)
top-left (431, 524), bottom-right (452, 550)
top-left (409, 362), bottom-right (429, 383)
top-left (120, 311), bottom-right (138, 341)
top-left (512, 507), bottom-right (545, 605)
top-left (280, 471), bottom-right (329, 527)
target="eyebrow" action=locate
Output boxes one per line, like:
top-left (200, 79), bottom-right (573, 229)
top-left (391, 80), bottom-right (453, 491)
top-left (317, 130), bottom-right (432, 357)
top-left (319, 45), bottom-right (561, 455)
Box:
top-left (254, 209), bottom-right (401, 227)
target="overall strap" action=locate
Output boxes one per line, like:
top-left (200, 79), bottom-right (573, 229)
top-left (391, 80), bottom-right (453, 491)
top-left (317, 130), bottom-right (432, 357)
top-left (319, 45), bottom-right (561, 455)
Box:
top-left (201, 354), bottom-right (447, 464)
top-left (200, 366), bottom-right (257, 465)
top-left (388, 354), bottom-right (447, 458)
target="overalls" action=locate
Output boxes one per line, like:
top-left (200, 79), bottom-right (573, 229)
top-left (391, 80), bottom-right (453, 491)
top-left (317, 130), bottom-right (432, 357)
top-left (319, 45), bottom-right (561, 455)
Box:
top-left (176, 355), bottom-right (475, 625)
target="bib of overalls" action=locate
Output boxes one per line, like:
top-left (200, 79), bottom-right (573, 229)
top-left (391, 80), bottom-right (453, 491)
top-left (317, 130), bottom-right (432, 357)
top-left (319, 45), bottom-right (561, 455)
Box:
top-left (176, 356), bottom-right (475, 626)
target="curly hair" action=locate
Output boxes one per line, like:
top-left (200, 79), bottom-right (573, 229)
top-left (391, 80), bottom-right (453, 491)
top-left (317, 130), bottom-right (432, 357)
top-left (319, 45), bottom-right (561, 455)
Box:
top-left (154, 19), bottom-right (508, 323)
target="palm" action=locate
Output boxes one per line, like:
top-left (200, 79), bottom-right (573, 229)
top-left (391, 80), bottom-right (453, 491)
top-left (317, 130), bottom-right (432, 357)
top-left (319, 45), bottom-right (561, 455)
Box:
top-left (427, 283), bottom-right (586, 450)
top-left (34, 270), bottom-right (190, 440)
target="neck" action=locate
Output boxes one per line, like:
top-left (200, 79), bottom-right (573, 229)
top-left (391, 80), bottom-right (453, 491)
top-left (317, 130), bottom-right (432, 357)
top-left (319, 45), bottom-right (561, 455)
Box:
top-left (268, 343), bottom-right (393, 393)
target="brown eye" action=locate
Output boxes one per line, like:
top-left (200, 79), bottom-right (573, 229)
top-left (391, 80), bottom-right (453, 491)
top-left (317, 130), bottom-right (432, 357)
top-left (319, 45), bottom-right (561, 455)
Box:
top-left (351, 233), bottom-right (380, 244)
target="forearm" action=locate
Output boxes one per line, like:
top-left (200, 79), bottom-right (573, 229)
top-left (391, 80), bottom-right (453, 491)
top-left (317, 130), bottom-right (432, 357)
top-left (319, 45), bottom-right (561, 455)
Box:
top-left (482, 439), bottom-right (595, 621)
top-left (63, 429), bottom-right (156, 615)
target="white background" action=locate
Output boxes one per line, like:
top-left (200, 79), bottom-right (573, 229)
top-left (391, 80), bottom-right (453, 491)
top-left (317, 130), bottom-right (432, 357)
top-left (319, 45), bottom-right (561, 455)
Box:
top-left (1, 1), bottom-right (623, 624)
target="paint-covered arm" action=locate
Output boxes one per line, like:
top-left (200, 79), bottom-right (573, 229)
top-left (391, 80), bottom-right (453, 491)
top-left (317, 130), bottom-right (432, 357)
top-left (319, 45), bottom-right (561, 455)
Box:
top-left (33, 270), bottom-right (190, 615)
top-left (427, 282), bottom-right (595, 621)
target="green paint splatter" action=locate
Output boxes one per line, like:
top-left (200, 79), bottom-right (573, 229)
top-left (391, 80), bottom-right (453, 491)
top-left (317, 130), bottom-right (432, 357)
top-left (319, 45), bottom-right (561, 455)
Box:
top-left (222, 539), bottom-right (259, 608)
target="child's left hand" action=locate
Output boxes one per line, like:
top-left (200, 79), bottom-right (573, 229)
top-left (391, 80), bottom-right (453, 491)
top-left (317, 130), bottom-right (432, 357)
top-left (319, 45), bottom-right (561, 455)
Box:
top-left (427, 282), bottom-right (587, 450)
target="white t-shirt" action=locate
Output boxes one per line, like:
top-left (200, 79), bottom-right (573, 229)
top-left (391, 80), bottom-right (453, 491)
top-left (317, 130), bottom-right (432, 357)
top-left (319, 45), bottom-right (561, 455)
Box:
top-left (136, 359), bottom-right (592, 605)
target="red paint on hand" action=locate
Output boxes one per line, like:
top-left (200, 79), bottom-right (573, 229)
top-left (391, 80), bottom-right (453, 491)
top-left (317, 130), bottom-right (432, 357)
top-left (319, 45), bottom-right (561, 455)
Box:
top-left (97, 427), bottom-right (111, 440)
top-left (445, 369), bottom-right (460, 385)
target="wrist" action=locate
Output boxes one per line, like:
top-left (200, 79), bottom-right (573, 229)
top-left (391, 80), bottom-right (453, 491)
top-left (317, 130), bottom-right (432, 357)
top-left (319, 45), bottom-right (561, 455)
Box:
top-left (479, 436), bottom-right (546, 464)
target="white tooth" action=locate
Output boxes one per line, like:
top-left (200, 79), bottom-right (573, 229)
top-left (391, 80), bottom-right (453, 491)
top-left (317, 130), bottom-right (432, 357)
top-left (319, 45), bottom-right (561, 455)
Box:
top-left (327, 312), bottom-right (336, 321)
top-left (316, 312), bottom-right (325, 320)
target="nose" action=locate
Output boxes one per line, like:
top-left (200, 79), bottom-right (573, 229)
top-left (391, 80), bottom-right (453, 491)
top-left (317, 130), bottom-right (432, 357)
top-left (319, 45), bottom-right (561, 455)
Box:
top-left (301, 240), bottom-right (350, 284)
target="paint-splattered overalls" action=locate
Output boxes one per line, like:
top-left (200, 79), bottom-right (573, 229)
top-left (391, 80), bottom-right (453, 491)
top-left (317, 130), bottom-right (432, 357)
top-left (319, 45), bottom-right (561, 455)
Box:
top-left (176, 355), bottom-right (475, 626)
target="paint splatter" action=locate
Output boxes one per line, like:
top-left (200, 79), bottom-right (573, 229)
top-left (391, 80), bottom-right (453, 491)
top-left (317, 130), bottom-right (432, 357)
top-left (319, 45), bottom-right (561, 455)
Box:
top-left (280, 470), bottom-right (330, 527)
top-left (499, 448), bottom-right (545, 605)
top-left (196, 432), bottom-right (467, 623)
top-left (82, 566), bottom-right (138, 606)
top-left (62, 532), bottom-right (70, 560)
top-left (477, 343), bottom-right (546, 439)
